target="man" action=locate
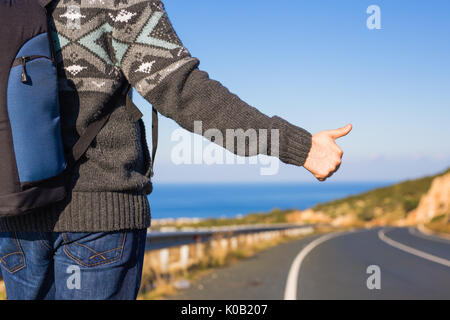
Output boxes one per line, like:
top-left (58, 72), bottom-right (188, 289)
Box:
top-left (0, 0), bottom-right (351, 300)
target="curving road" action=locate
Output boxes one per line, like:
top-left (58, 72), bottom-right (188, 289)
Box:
top-left (167, 227), bottom-right (450, 300)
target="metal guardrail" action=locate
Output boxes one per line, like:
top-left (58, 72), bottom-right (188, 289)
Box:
top-left (146, 224), bottom-right (313, 250)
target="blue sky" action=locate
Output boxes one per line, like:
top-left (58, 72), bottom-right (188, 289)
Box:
top-left (139, 0), bottom-right (450, 183)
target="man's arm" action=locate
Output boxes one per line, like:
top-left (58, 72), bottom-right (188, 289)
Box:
top-left (111, 0), bottom-right (349, 179)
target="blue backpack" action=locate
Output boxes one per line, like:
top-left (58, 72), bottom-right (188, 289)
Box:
top-left (0, 0), bottom-right (158, 217)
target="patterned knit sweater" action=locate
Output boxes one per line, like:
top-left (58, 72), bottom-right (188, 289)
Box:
top-left (0, 0), bottom-right (312, 232)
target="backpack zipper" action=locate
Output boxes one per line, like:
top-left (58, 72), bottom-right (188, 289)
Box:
top-left (11, 55), bottom-right (53, 83)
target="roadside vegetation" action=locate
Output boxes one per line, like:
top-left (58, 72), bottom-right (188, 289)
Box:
top-left (165, 208), bottom-right (296, 230)
top-left (0, 282), bottom-right (5, 300)
top-left (425, 214), bottom-right (450, 234)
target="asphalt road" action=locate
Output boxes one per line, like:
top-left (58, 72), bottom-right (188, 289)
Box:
top-left (166, 227), bottom-right (450, 300)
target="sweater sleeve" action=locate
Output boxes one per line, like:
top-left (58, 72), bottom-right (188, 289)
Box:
top-left (111, 0), bottom-right (312, 166)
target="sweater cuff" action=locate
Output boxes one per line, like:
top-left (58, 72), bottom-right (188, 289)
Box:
top-left (272, 116), bottom-right (312, 167)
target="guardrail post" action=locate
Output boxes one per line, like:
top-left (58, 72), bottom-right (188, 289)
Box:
top-left (160, 249), bottom-right (169, 273)
top-left (230, 237), bottom-right (238, 249)
top-left (196, 242), bottom-right (203, 261)
top-left (246, 234), bottom-right (252, 245)
top-left (220, 238), bottom-right (228, 251)
top-left (180, 245), bottom-right (189, 269)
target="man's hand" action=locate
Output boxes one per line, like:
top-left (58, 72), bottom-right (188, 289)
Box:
top-left (303, 124), bottom-right (352, 181)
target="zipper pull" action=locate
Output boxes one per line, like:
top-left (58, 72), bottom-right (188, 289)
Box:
top-left (21, 56), bottom-right (29, 83)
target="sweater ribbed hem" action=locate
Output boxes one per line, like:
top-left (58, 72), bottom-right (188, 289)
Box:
top-left (273, 116), bottom-right (312, 167)
top-left (0, 191), bottom-right (151, 232)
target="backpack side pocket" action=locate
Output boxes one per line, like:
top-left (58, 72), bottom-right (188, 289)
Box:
top-left (6, 33), bottom-right (66, 184)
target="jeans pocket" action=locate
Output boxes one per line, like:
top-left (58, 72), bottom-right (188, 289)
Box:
top-left (62, 232), bottom-right (127, 268)
top-left (0, 232), bottom-right (26, 274)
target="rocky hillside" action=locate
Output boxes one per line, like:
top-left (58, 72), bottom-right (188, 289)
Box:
top-left (405, 171), bottom-right (450, 233)
top-left (286, 168), bottom-right (450, 230)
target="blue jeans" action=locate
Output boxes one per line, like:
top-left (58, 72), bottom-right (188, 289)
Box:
top-left (0, 229), bottom-right (147, 300)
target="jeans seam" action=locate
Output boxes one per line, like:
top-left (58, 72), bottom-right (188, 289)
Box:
top-left (38, 232), bottom-right (52, 251)
top-left (62, 232), bottom-right (127, 268)
top-left (0, 232), bottom-right (26, 274)
top-left (88, 247), bottom-right (123, 260)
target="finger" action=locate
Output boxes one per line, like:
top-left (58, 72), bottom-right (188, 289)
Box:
top-left (324, 162), bottom-right (341, 180)
top-left (337, 147), bottom-right (344, 158)
top-left (329, 163), bottom-right (341, 177)
top-left (328, 124), bottom-right (352, 140)
top-left (332, 144), bottom-right (344, 158)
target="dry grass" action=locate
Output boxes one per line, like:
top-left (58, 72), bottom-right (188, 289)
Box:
top-left (425, 215), bottom-right (450, 236)
top-left (0, 281), bottom-right (6, 300)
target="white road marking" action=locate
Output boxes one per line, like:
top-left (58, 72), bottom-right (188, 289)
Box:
top-left (283, 231), bottom-right (349, 300)
top-left (378, 229), bottom-right (450, 268)
top-left (408, 227), bottom-right (450, 245)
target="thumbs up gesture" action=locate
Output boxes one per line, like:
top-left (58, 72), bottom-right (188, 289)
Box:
top-left (303, 124), bottom-right (352, 181)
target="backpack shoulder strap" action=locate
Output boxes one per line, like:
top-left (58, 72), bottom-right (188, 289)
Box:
top-left (39, 0), bottom-right (57, 16)
top-left (38, 0), bottom-right (54, 8)
top-left (66, 82), bottom-right (131, 169)
top-left (150, 105), bottom-right (158, 177)
top-left (125, 93), bottom-right (159, 178)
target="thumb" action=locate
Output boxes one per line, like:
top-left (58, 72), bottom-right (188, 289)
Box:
top-left (328, 124), bottom-right (352, 139)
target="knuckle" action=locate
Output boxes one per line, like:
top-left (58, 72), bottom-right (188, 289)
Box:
top-left (316, 172), bottom-right (327, 179)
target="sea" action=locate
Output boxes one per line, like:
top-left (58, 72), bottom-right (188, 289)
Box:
top-left (148, 182), bottom-right (390, 220)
